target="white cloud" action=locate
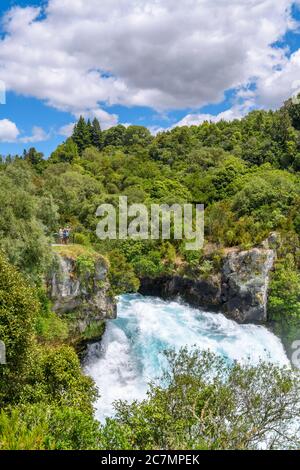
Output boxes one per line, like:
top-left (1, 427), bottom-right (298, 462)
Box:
top-left (0, 119), bottom-right (19, 142)
top-left (76, 108), bottom-right (118, 130)
top-left (58, 122), bottom-right (75, 137)
top-left (0, 79), bottom-right (6, 104)
top-left (0, 0), bottom-right (298, 122)
top-left (20, 126), bottom-right (49, 143)
top-left (0, 120), bottom-right (49, 143)
top-left (174, 100), bottom-right (255, 127)
top-left (149, 97), bottom-right (256, 132)
top-left (256, 48), bottom-right (300, 108)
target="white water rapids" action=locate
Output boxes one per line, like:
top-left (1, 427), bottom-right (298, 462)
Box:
top-left (84, 294), bottom-right (289, 422)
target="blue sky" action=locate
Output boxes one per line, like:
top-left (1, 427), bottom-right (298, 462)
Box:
top-left (1, 0), bottom-right (300, 157)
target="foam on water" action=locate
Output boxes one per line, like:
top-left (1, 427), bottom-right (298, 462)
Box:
top-left (85, 294), bottom-right (289, 421)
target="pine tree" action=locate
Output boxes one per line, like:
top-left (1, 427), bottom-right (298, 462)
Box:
top-left (86, 119), bottom-right (93, 144)
top-left (91, 118), bottom-right (103, 150)
top-left (23, 147), bottom-right (44, 165)
top-left (72, 116), bottom-right (91, 155)
top-left (284, 95), bottom-right (300, 131)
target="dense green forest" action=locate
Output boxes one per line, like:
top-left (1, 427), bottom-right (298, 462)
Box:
top-left (1, 97), bottom-right (300, 449)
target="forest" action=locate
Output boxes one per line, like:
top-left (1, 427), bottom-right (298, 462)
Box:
top-left (1, 96), bottom-right (300, 449)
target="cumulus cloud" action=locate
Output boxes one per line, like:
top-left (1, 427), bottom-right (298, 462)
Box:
top-left (0, 79), bottom-right (6, 104)
top-left (19, 126), bottom-right (49, 143)
top-left (256, 49), bottom-right (300, 108)
top-left (0, 0), bottom-right (298, 125)
top-left (58, 122), bottom-right (75, 137)
top-left (75, 108), bottom-right (118, 129)
top-left (0, 119), bottom-right (49, 143)
top-left (174, 99), bottom-right (255, 127)
top-left (0, 119), bottom-right (20, 142)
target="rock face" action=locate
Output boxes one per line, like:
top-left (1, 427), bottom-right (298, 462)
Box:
top-left (221, 248), bottom-right (275, 323)
top-left (49, 254), bottom-right (116, 339)
top-left (140, 245), bottom-right (276, 324)
top-left (140, 275), bottom-right (221, 311)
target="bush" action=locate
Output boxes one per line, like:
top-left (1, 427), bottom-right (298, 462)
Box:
top-left (0, 404), bottom-right (101, 450)
top-left (103, 349), bottom-right (300, 450)
top-left (35, 286), bottom-right (68, 343)
top-left (19, 345), bottom-right (98, 414)
top-left (108, 250), bottom-right (140, 294)
top-left (35, 312), bottom-right (69, 344)
top-left (74, 232), bottom-right (91, 246)
top-left (133, 257), bottom-right (163, 278)
top-left (268, 255), bottom-right (300, 355)
top-left (0, 253), bottom-right (39, 404)
top-left (0, 161), bottom-right (55, 276)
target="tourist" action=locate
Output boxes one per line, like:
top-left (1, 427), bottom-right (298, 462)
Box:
top-left (63, 227), bottom-right (68, 245)
top-left (59, 227), bottom-right (64, 244)
top-left (63, 226), bottom-right (71, 244)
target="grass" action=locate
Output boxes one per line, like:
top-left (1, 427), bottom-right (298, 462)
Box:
top-left (82, 321), bottom-right (106, 341)
top-left (52, 244), bottom-right (100, 260)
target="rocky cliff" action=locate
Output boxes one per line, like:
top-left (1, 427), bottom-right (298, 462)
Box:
top-left (49, 248), bottom-right (116, 344)
top-left (140, 243), bottom-right (276, 324)
top-left (140, 274), bottom-right (222, 311)
top-left (221, 248), bottom-right (275, 323)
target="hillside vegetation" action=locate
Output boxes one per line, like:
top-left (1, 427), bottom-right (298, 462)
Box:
top-left (1, 97), bottom-right (300, 449)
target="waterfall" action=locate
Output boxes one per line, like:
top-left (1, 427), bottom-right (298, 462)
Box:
top-left (85, 294), bottom-right (289, 422)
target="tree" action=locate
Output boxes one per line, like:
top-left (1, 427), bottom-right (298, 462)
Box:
top-left (86, 119), bottom-right (93, 144)
top-left (0, 161), bottom-right (54, 275)
top-left (49, 138), bottom-right (79, 164)
top-left (124, 126), bottom-right (153, 147)
top-left (91, 118), bottom-right (103, 150)
top-left (268, 254), bottom-right (300, 357)
top-left (102, 349), bottom-right (300, 450)
top-left (284, 95), bottom-right (300, 131)
top-left (108, 250), bottom-right (140, 295)
top-left (72, 117), bottom-right (92, 154)
top-left (232, 170), bottom-right (298, 217)
top-left (20, 345), bottom-right (98, 414)
top-left (103, 125), bottom-right (127, 148)
top-left (43, 168), bottom-right (104, 226)
top-left (0, 404), bottom-right (101, 450)
top-left (0, 253), bottom-right (39, 404)
top-left (23, 147), bottom-right (44, 166)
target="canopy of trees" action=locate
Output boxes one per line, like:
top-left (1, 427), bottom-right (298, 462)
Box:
top-left (1, 99), bottom-right (300, 449)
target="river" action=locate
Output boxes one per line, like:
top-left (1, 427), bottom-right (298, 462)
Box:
top-left (84, 294), bottom-right (289, 422)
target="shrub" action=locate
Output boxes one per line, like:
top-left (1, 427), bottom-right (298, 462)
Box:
top-left (0, 253), bottom-right (39, 404)
top-left (108, 250), bottom-right (140, 294)
top-left (104, 349), bottom-right (300, 450)
top-left (0, 404), bottom-right (101, 450)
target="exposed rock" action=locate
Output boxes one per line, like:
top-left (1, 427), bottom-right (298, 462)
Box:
top-left (140, 245), bottom-right (276, 324)
top-left (49, 253), bottom-right (116, 342)
top-left (221, 248), bottom-right (275, 323)
top-left (140, 275), bottom-right (221, 311)
top-left (260, 232), bottom-right (281, 250)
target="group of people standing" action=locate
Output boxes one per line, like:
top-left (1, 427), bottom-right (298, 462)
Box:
top-left (58, 226), bottom-right (71, 245)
